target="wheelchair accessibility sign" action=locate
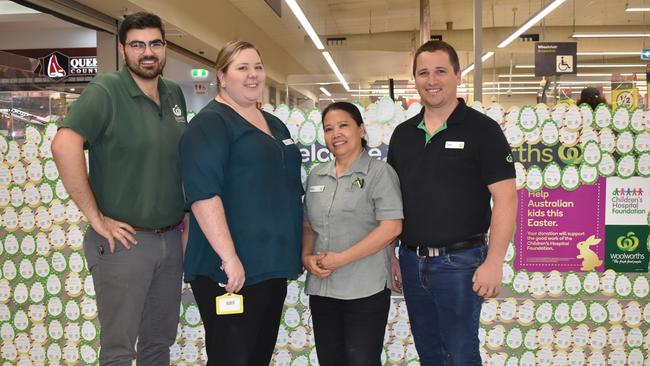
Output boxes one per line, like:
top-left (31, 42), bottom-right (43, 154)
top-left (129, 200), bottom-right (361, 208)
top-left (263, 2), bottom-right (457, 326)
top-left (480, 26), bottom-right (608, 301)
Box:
top-left (535, 42), bottom-right (577, 76)
top-left (556, 55), bottom-right (573, 72)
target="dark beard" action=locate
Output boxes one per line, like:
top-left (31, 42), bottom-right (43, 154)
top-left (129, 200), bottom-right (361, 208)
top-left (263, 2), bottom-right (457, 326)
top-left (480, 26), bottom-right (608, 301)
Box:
top-left (125, 54), bottom-right (165, 79)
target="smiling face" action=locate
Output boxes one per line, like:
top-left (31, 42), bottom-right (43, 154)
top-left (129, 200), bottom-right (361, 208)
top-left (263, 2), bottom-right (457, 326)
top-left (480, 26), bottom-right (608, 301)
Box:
top-left (218, 48), bottom-right (265, 107)
top-left (414, 50), bottom-right (461, 111)
top-left (119, 27), bottom-right (166, 80)
top-left (323, 109), bottom-right (365, 160)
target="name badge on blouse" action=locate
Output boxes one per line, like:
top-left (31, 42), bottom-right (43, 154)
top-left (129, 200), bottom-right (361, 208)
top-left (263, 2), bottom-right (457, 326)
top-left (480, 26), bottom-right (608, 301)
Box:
top-left (215, 293), bottom-right (244, 315)
top-left (309, 185), bottom-right (325, 193)
top-left (445, 141), bottom-right (465, 149)
top-left (282, 138), bottom-right (295, 146)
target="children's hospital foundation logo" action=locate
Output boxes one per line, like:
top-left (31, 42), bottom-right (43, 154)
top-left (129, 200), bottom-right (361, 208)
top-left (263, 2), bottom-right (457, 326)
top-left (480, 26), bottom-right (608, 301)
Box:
top-left (610, 187), bottom-right (645, 215)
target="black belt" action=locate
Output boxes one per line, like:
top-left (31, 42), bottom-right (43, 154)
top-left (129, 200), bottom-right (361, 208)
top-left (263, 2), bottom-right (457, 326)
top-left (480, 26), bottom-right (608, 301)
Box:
top-left (132, 224), bottom-right (178, 234)
top-left (404, 234), bottom-right (486, 257)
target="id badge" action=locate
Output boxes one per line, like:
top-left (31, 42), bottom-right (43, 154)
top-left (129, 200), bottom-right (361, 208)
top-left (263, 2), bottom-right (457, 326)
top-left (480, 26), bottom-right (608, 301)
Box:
top-left (215, 293), bottom-right (244, 315)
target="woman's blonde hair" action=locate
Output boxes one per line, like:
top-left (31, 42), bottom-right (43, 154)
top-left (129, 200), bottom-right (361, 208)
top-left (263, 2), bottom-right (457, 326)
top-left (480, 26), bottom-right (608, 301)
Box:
top-left (215, 40), bottom-right (262, 91)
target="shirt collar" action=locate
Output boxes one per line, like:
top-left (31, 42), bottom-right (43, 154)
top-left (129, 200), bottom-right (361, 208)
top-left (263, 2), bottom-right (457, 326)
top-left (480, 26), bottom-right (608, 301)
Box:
top-left (408, 97), bottom-right (468, 127)
top-left (118, 65), bottom-right (170, 98)
top-left (318, 150), bottom-right (372, 178)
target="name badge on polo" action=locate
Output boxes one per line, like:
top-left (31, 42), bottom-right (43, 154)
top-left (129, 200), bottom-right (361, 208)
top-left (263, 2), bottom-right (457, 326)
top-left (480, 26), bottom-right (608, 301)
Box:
top-left (309, 185), bottom-right (325, 193)
top-left (445, 141), bottom-right (465, 149)
top-left (282, 138), bottom-right (295, 146)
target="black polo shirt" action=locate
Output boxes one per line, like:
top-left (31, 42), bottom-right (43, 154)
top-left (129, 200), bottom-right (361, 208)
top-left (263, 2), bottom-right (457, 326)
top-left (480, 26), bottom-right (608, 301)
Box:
top-left (387, 98), bottom-right (514, 247)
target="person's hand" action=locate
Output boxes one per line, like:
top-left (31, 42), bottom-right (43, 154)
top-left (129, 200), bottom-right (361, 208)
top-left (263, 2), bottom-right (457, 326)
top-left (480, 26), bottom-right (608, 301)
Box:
top-left (302, 253), bottom-right (331, 279)
top-left (90, 214), bottom-right (137, 253)
top-left (472, 259), bottom-right (503, 298)
top-left (221, 256), bottom-right (245, 293)
top-left (316, 251), bottom-right (347, 271)
top-left (390, 253), bottom-right (402, 293)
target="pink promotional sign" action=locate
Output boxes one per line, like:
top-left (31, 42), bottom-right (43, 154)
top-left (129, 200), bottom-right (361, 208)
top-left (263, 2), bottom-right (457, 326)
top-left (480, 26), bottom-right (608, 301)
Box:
top-left (514, 177), bottom-right (606, 272)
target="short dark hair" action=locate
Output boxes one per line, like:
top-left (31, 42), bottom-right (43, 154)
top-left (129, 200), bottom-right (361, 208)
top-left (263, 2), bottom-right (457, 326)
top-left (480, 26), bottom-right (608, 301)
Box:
top-left (321, 102), bottom-right (367, 148)
top-left (412, 40), bottom-right (460, 76)
top-left (577, 86), bottom-right (607, 109)
top-left (118, 12), bottom-right (165, 45)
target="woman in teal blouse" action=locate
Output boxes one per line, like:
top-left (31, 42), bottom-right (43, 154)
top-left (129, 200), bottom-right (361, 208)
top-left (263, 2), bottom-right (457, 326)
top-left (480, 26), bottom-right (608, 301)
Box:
top-left (180, 40), bottom-right (303, 366)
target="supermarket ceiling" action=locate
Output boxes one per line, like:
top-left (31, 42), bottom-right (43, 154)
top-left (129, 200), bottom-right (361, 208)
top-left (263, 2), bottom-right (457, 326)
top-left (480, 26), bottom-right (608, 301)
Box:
top-left (9, 0), bottom-right (650, 96)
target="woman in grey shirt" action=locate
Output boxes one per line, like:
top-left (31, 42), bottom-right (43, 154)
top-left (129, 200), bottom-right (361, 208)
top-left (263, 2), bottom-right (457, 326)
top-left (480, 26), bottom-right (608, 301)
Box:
top-left (302, 102), bottom-right (403, 366)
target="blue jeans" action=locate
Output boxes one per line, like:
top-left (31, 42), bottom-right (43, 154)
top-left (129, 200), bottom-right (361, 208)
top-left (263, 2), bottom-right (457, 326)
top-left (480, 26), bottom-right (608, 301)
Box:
top-left (399, 244), bottom-right (487, 366)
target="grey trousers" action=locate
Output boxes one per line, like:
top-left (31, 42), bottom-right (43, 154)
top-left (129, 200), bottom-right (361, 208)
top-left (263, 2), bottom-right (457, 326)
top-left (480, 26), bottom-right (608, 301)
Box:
top-left (84, 227), bottom-right (183, 366)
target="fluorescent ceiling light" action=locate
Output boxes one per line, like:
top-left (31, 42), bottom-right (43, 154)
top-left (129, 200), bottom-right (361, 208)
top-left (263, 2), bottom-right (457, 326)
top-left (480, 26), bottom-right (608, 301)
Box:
top-left (485, 81), bottom-right (543, 85)
top-left (626, 6), bottom-right (650, 11)
top-left (572, 33), bottom-right (650, 38)
top-left (319, 87), bottom-right (332, 97)
top-left (461, 86), bottom-right (544, 91)
top-left (497, 73), bottom-right (642, 78)
top-left (284, 0), bottom-right (324, 50)
top-left (556, 80), bottom-right (611, 84)
top-left (576, 73), bottom-right (635, 76)
top-left (461, 52), bottom-right (495, 76)
top-left (577, 51), bottom-right (639, 56)
top-left (322, 52), bottom-right (350, 91)
top-left (497, 0), bottom-right (566, 48)
top-left (579, 64), bottom-right (646, 68)
top-left (517, 64), bottom-right (646, 68)
top-left (498, 74), bottom-right (536, 78)
top-left (484, 91), bottom-right (539, 95)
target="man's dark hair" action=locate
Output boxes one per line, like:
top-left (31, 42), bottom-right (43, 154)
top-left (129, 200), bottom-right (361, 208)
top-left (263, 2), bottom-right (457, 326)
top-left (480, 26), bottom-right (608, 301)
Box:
top-left (118, 12), bottom-right (165, 45)
top-left (412, 40), bottom-right (460, 76)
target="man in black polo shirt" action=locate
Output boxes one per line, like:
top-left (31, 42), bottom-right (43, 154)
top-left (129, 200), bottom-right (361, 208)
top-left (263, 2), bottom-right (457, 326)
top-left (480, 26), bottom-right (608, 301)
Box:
top-left (388, 40), bottom-right (517, 365)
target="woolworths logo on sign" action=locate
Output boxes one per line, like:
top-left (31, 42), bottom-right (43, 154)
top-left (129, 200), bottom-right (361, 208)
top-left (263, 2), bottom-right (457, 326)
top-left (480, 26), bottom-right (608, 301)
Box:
top-left (616, 232), bottom-right (639, 252)
top-left (605, 225), bottom-right (649, 272)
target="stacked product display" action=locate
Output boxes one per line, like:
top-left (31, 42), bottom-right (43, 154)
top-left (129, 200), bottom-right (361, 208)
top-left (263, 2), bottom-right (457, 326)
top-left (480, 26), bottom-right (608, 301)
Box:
top-left (0, 96), bottom-right (649, 365)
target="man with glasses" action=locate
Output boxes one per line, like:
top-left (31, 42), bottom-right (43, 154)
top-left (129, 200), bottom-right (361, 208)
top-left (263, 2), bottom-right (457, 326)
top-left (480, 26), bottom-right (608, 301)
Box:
top-left (52, 12), bottom-right (187, 365)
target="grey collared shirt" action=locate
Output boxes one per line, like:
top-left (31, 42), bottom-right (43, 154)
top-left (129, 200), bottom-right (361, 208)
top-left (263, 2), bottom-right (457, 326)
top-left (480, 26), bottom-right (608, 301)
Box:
top-left (304, 151), bottom-right (403, 299)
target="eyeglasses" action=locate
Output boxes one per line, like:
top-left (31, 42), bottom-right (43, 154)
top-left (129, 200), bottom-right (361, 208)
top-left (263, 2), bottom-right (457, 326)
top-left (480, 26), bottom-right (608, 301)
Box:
top-left (126, 39), bottom-right (166, 53)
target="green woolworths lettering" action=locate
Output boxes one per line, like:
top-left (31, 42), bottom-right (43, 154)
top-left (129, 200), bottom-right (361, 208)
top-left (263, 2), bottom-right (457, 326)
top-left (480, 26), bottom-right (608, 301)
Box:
top-left (558, 145), bottom-right (583, 165)
top-left (617, 232), bottom-right (640, 252)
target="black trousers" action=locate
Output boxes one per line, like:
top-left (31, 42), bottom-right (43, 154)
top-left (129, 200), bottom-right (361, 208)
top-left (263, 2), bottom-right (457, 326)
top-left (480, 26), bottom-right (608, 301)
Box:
top-left (190, 276), bottom-right (287, 366)
top-left (309, 288), bottom-right (391, 366)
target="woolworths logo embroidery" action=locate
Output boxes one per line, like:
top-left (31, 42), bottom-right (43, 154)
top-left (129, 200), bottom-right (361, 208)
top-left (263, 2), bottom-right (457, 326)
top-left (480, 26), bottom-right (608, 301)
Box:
top-left (172, 105), bottom-right (182, 117)
top-left (616, 232), bottom-right (640, 252)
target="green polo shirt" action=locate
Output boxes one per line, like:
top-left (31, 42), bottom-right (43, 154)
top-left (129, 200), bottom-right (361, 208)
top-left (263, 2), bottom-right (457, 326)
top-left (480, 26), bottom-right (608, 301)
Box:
top-left (303, 151), bottom-right (403, 299)
top-left (417, 120), bottom-right (447, 144)
top-left (60, 66), bottom-right (187, 227)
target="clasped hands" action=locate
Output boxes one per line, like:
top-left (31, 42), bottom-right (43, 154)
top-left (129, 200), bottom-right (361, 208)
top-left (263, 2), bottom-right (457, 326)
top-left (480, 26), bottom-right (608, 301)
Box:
top-left (302, 251), bottom-right (345, 279)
